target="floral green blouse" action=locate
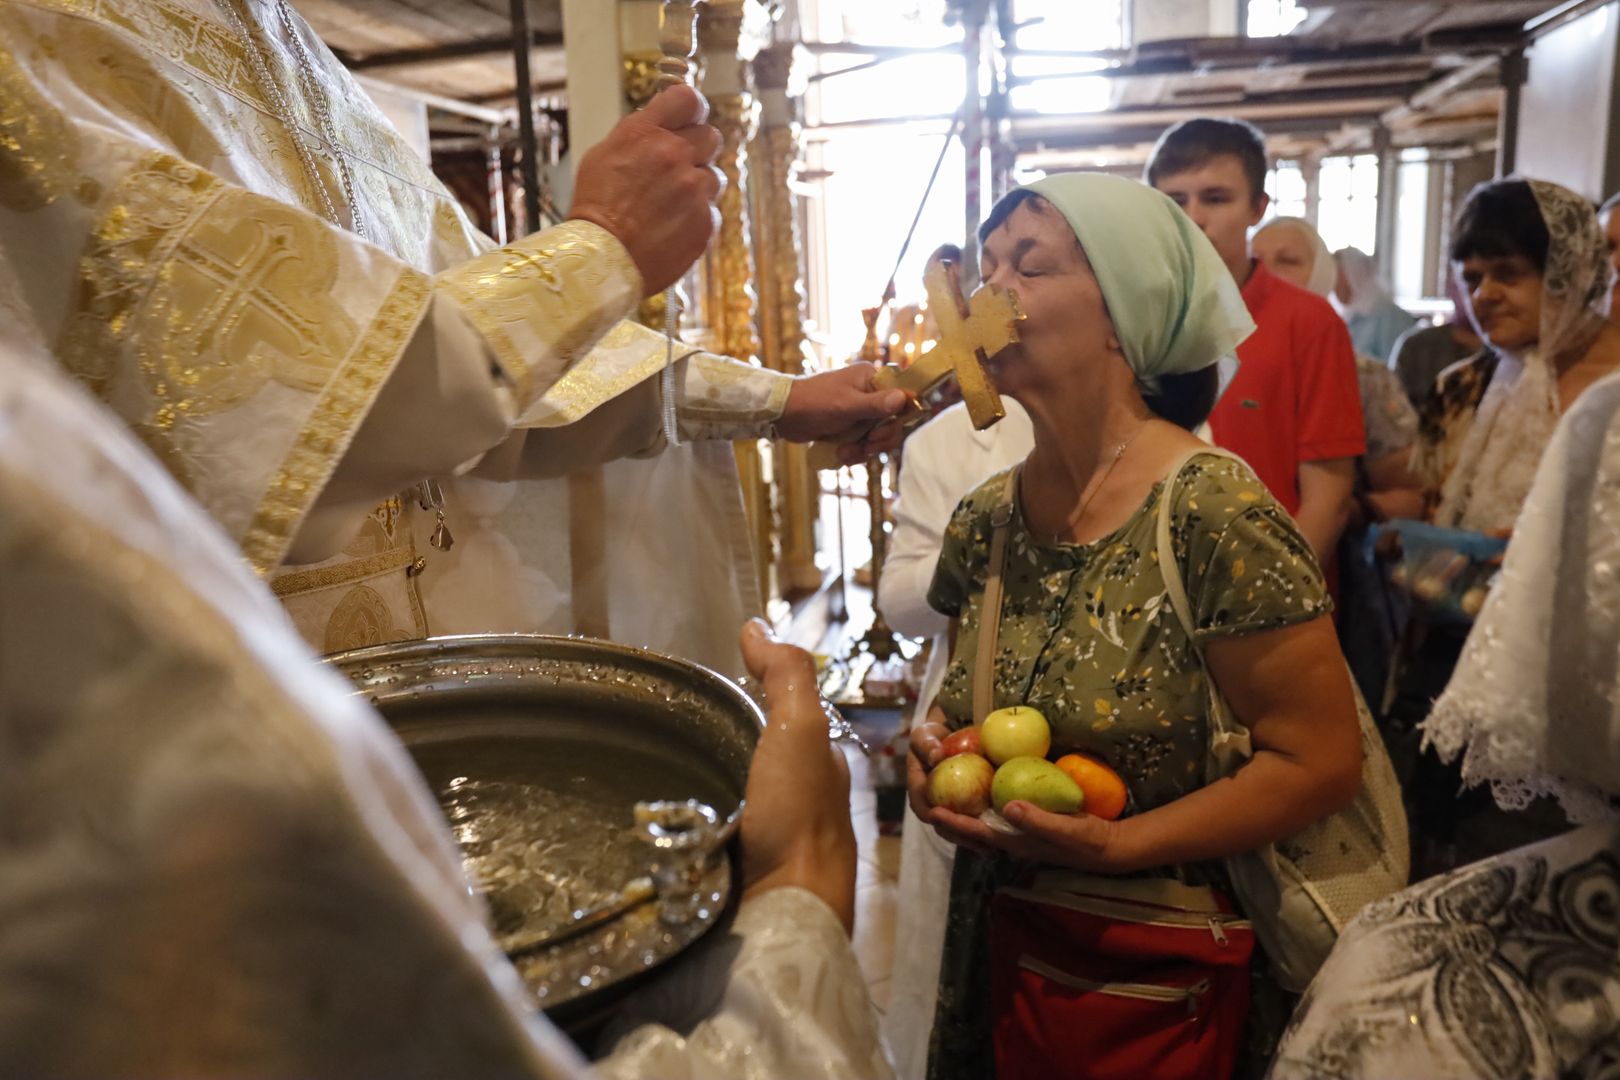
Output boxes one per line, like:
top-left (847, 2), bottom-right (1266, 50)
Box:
top-left (927, 451), bottom-right (1330, 816)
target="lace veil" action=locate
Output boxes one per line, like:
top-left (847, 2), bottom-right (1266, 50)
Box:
top-left (1423, 369), bottom-right (1620, 823)
top-left (1434, 179), bottom-right (1610, 531)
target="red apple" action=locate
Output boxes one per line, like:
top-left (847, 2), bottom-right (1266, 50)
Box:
top-left (940, 726), bottom-right (982, 759)
top-left (927, 752), bottom-right (994, 816)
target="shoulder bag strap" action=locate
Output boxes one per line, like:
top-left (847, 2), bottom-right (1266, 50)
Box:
top-left (973, 467), bottom-right (1020, 726)
top-left (1154, 447), bottom-right (1248, 638)
top-left (1154, 447), bottom-right (1255, 776)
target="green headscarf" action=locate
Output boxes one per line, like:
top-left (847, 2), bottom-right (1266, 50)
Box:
top-left (991, 172), bottom-right (1254, 387)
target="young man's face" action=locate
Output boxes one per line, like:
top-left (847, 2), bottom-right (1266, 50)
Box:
top-left (1152, 154), bottom-right (1268, 282)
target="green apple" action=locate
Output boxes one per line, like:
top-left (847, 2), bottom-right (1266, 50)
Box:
top-left (927, 752), bottom-right (994, 816)
top-left (991, 756), bottom-right (1084, 815)
top-left (980, 705), bottom-right (1051, 765)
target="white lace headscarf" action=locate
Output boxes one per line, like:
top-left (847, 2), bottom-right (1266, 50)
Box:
top-left (1434, 179), bottom-right (1610, 531)
top-left (1424, 369), bottom-right (1620, 823)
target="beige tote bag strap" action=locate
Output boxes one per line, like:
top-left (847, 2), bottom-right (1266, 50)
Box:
top-left (973, 467), bottom-right (1020, 726)
top-left (1154, 446), bottom-right (1255, 777)
top-left (1154, 447), bottom-right (1248, 637)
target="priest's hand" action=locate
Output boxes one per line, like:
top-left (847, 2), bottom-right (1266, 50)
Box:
top-left (569, 84), bottom-right (723, 296)
top-left (736, 619), bottom-right (858, 935)
top-left (775, 363), bottom-right (911, 465)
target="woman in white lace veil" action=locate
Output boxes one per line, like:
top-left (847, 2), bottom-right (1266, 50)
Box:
top-left (1433, 178), bottom-right (1620, 531)
top-left (1424, 368), bottom-right (1620, 823)
top-left (1270, 369), bottom-right (1620, 1080)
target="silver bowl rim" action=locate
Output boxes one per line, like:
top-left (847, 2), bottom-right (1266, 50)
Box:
top-left (325, 632), bottom-right (767, 736)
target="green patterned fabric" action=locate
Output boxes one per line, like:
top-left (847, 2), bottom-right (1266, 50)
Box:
top-left (923, 451), bottom-right (1332, 1080)
top-left (928, 451), bottom-right (1330, 815)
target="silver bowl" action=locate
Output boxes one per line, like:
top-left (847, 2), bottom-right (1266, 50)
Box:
top-left (324, 634), bottom-right (763, 1026)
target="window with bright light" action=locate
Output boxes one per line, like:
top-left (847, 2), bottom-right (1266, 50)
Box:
top-left (1316, 154), bottom-right (1379, 256)
top-left (1245, 0), bottom-right (1306, 37)
top-left (1007, 0), bottom-right (1125, 115)
top-left (812, 52), bottom-right (966, 125)
top-left (808, 124), bottom-right (966, 359)
top-left (1393, 148), bottom-right (1432, 302)
top-left (806, 0), bottom-right (959, 48)
top-left (1267, 160), bottom-right (1307, 220)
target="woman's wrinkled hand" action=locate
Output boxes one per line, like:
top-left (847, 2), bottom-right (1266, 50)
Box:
top-left (906, 707), bottom-right (1124, 869)
top-left (926, 801), bottom-right (1122, 871)
top-left (736, 619), bottom-right (857, 934)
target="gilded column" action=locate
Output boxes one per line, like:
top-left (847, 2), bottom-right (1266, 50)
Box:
top-left (623, 49), bottom-right (669, 329)
top-left (698, 0), bottom-right (774, 604)
top-left (751, 41), bottom-right (821, 596)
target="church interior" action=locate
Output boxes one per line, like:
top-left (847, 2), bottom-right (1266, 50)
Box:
top-left (297, 0), bottom-right (1620, 1032)
top-left (8, 0), bottom-right (1620, 1074)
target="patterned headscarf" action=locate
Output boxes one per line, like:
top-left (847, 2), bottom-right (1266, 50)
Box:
top-left (997, 173), bottom-right (1255, 389)
top-left (1436, 178), bottom-right (1610, 531)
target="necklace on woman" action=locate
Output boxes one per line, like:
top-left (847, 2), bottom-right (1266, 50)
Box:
top-left (1049, 419), bottom-right (1149, 545)
top-left (215, 0), bottom-right (368, 241)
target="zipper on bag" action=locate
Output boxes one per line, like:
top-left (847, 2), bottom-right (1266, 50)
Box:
top-left (1018, 955), bottom-right (1211, 1015)
top-left (999, 886), bottom-right (1251, 946)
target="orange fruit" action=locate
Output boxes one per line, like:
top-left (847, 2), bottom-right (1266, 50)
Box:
top-left (1053, 753), bottom-right (1129, 820)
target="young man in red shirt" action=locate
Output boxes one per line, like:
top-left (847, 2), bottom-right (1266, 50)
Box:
top-left (1146, 118), bottom-right (1364, 570)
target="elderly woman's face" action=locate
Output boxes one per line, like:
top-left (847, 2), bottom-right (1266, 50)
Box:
top-left (1252, 227), bottom-right (1317, 292)
top-left (1457, 253), bottom-right (1543, 352)
top-left (977, 199), bottom-right (1117, 397)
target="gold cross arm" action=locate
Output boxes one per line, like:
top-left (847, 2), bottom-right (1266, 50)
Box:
top-left (874, 263), bottom-right (1020, 430)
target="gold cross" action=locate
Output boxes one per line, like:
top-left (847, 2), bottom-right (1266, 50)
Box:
top-left (808, 269), bottom-right (1020, 468)
top-left (896, 262), bottom-right (1019, 429)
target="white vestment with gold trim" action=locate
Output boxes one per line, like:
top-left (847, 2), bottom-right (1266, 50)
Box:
top-left (0, 352), bottom-right (893, 1078)
top-left (0, 0), bottom-right (785, 674)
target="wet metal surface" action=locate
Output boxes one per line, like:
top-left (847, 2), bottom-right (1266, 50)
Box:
top-left (326, 635), bottom-right (763, 1016)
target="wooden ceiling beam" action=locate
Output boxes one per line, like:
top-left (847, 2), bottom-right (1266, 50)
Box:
top-left (463, 80), bottom-right (568, 103)
top-left (341, 29), bottom-right (563, 72)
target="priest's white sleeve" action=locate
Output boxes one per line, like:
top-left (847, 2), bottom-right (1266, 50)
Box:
top-left (594, 888), bottom-right (895, 1080)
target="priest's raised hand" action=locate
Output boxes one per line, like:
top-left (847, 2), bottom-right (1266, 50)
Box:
top-left (570, 84), bottom-right (724, 296)
top-left (0, 0), bottom-right (905, 667)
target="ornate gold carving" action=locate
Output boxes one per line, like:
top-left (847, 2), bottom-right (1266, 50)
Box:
top-left (706, 92), bottom-right (760, 364)
top-left (624, 49), bottom-right (669, 332)
top-left (749, 42), bottom-right (819, 594)
top-left (622, 49), bottom-right (664, 113)
top-left (751, 124), bottom-right (807, 376)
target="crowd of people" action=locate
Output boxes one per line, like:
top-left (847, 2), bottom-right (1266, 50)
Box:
top-left (885, 116), bottom-right (1620, 1078)
top-left (4, 0), bottom-right (1619, 1071)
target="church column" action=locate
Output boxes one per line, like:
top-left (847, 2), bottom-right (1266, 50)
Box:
top-left (699, 0), bottom-right (776, 605)
top-left (621, 45), bottom-right (669, 328)
top-left (560, 0), bottom-right (670, 639)
top-left (751, 41), bottom-right (822, 599)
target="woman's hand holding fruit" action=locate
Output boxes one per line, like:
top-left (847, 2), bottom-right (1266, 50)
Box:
top-left (908, 704), bottom-right (1130, 870)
